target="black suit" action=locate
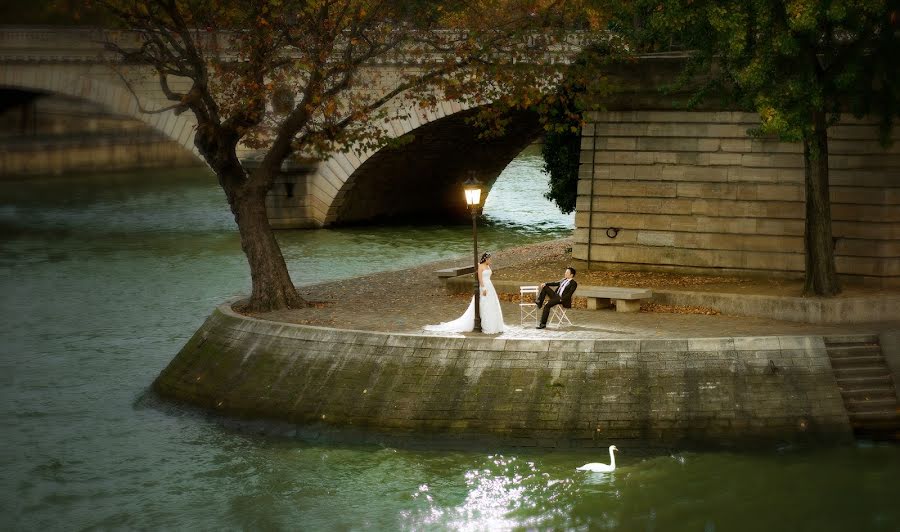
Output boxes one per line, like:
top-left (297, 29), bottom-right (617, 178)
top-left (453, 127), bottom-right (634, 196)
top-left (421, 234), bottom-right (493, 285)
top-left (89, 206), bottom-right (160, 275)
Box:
top-left (536, 278), bottom-right (577, 325)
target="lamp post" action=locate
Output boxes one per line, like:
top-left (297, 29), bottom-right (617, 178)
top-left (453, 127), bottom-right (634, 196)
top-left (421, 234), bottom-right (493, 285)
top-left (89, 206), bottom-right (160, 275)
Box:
top-left (463, 174), bottom-right (483, 333)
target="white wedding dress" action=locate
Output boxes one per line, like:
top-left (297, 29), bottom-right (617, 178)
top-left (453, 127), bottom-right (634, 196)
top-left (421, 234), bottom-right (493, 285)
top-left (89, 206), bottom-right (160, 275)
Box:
top-left (425, 268), bottom-right (506, 334)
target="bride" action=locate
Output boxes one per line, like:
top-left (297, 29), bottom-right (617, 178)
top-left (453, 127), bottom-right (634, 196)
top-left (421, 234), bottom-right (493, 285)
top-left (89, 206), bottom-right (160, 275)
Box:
top-left (425, 252), bottom-right (506, 334)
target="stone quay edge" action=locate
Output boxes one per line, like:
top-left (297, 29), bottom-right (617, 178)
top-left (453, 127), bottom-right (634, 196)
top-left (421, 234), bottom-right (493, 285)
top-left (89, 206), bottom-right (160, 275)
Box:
top-left (151, 302), bottom-right (861, 449)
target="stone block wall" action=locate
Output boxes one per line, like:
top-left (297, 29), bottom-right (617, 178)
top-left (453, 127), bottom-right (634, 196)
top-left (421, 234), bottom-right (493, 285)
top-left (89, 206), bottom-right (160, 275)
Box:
top-left (263, 164), bottom-right (320, 229)
top-left (153, 304), bottom-right (853, 448)
top-left (574, 111), bottom-right (900, 285)
top-left (0, 136), bottom-right (201, 176)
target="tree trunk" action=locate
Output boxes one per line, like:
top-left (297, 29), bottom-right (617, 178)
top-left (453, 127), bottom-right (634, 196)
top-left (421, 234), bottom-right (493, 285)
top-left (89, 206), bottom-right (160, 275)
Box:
top-left (802, 111), bottom-right (840, 296)
top-left (230, 183), bottom-right (305, 312)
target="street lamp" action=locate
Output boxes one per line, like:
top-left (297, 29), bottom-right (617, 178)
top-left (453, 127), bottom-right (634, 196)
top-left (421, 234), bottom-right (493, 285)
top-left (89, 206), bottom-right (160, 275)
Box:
top-left (463, 173), bottom-right (483, 333)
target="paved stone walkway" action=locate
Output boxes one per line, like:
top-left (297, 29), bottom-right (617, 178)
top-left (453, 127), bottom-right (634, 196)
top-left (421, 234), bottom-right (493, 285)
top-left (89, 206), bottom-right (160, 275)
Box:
top-left (248, 238), bottom-right (899, 339)
top-left (390, 300), bottom-right (896, 339)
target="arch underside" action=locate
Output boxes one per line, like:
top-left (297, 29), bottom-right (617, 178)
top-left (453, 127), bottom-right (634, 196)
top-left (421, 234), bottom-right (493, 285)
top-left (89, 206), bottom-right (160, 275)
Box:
top-left (0, 65), bottom-right (201, 161)
top-left (2, 64), bottom-right (547, 229)
top-left (326, 108), bottom-right (543, 226)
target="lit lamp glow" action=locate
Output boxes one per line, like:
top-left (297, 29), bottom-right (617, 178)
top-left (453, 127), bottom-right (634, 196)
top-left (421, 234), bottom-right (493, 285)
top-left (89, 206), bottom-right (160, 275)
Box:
top-left (463, 185), bottom-right (482, 208)
top-left (463, 174), bottom-right (483, 333)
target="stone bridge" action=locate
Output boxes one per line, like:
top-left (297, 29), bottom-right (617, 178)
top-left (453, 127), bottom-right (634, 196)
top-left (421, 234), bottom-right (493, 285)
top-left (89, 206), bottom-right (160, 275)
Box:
top-left (3, 28), bottom-right (898, 285)
top-left (0, 27), bottom-right (560, 227)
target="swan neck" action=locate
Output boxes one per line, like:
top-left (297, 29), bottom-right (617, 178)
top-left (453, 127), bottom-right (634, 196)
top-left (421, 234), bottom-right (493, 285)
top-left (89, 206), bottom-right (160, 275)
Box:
top-left (608, 447), bottom-right (616, 468)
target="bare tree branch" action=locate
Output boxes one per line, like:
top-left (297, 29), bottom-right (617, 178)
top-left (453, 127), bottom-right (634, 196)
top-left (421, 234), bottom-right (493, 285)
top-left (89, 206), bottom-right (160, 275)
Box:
top-left (113, 68), bottom-right (189, 115)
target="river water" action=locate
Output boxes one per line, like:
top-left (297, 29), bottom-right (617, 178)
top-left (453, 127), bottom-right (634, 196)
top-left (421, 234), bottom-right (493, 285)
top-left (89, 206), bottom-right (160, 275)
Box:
top-left (2, 149), bottom-right (898, 530)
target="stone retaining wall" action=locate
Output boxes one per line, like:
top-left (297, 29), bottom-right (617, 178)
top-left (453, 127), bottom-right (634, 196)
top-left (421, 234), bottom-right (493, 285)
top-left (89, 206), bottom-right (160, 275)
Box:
top-left (652, 290), bottom-right (900, 325)
top-left (574, 111), bottom-right (900, 286)
top-left (153, 303), bottom-right (854, 448)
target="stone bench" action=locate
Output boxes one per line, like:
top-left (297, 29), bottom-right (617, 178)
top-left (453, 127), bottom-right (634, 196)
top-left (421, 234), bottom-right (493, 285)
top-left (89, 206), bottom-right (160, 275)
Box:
top-left (434, 265), bottom-right (476, 278)
top-left (579, 286), bottom-right (653, 313)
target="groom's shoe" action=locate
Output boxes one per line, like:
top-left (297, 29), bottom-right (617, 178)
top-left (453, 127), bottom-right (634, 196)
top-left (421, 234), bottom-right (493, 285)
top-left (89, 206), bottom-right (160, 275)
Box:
top-left (536, 324), bottom-right (546, 329)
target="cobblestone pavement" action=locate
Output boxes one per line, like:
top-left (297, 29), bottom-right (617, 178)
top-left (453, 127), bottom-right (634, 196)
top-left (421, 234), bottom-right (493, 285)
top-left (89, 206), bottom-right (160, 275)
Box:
top-left (249, 238), bottom-right (899, 339)
top-left (327, 299), bottom-right (895, 339)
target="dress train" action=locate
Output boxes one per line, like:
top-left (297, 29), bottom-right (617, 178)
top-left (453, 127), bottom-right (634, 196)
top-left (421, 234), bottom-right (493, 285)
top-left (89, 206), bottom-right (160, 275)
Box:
top-left (424, 268), bottom-right (505, 334)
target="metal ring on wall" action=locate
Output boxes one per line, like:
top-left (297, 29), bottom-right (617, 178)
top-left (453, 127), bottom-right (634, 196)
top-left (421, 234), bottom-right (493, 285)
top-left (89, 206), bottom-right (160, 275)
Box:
top-left (606, 227), bottom-right (619, 239)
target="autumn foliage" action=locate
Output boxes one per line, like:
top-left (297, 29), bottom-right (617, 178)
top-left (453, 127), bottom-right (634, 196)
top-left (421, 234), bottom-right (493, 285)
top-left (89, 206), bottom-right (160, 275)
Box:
top-left (95, 0), bottom-right (606, 311)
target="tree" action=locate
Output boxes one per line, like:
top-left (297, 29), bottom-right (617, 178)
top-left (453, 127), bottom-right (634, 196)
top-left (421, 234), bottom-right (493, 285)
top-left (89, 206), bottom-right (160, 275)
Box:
top-left (614, 0), bottom-right (900, 296)
top-left (95, 0), bottom-right (595, 311)
top-left (541, 96), bottom-right (581, 214)
top-left (541, 38), bottom-right (624, 214)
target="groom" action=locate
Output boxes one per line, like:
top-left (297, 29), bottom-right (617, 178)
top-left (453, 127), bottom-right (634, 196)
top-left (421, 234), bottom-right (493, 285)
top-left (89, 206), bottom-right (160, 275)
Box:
top-left (535, 267), bottom-right (577, 329)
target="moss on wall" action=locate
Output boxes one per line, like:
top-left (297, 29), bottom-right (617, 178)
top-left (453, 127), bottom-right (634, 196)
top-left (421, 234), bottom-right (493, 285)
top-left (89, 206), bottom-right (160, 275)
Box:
top-left (154, 305), bottom-right (854, 448)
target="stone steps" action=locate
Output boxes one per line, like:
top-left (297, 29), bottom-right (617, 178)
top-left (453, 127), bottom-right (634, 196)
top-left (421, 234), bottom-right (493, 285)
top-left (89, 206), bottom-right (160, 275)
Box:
top-left (830, 354), bottom-right (887, 368)
top-left (846, 396), bottom-right (897, 410)
top-left (848, 409), bottom-right (900, 421)
top-left (840, 387), bottom-right (897, 401)
top-left (835, 374), bottom-right (894, 387)
top-left (834, 366), bottom-right (894, 379)
top-left (825, 335), bottom-right (899, 442)
top-left (824, 334), bottom-right (880, 344)
top-left (827, 344), bottom-right (881, 358)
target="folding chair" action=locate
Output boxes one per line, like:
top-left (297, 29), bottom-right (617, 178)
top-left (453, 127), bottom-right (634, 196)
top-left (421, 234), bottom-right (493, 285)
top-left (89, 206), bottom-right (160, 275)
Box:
top-left (548, 305), bottom-right (573, 328)
top-left (519, 285), bottom-right (540, 326)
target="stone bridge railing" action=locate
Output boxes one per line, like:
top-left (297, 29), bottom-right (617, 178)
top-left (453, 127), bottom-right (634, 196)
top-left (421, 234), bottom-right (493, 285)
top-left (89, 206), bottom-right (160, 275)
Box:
top-left (0, 26), bottom-right (596, 65)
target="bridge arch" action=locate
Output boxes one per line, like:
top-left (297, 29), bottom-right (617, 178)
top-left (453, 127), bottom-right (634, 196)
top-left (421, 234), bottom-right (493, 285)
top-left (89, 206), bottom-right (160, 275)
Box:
top-left (1, 64), bottom-right (541, 229)
top-left (294, 102), bottom-right (543, 227)
top-left (0, 66), bottom-right (201, 161)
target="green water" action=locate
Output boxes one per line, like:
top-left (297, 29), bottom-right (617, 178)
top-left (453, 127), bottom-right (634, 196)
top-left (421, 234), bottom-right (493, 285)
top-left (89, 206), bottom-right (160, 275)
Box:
top-left (2, 152), bottom-right (898, 531)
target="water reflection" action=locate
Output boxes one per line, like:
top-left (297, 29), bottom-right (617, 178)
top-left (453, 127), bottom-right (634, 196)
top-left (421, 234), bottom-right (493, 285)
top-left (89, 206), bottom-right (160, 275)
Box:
top-left (483, 145), bottom-right (574, 233)
top-left (401, 454), bottom-right (567, 531)
top-left (400, 444), bottom-right (900, 531)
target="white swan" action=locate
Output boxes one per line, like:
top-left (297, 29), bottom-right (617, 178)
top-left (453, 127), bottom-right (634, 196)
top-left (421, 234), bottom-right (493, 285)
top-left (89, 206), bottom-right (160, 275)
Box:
top-left (576, 445), bottom-right (618, 472)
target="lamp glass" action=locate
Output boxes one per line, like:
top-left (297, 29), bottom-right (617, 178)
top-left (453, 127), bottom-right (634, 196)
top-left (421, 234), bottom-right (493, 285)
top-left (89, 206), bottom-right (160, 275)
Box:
top-left (464, 187), bottom-right (482, 207)
top-left (463, 174), bottom-right (483, 207)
